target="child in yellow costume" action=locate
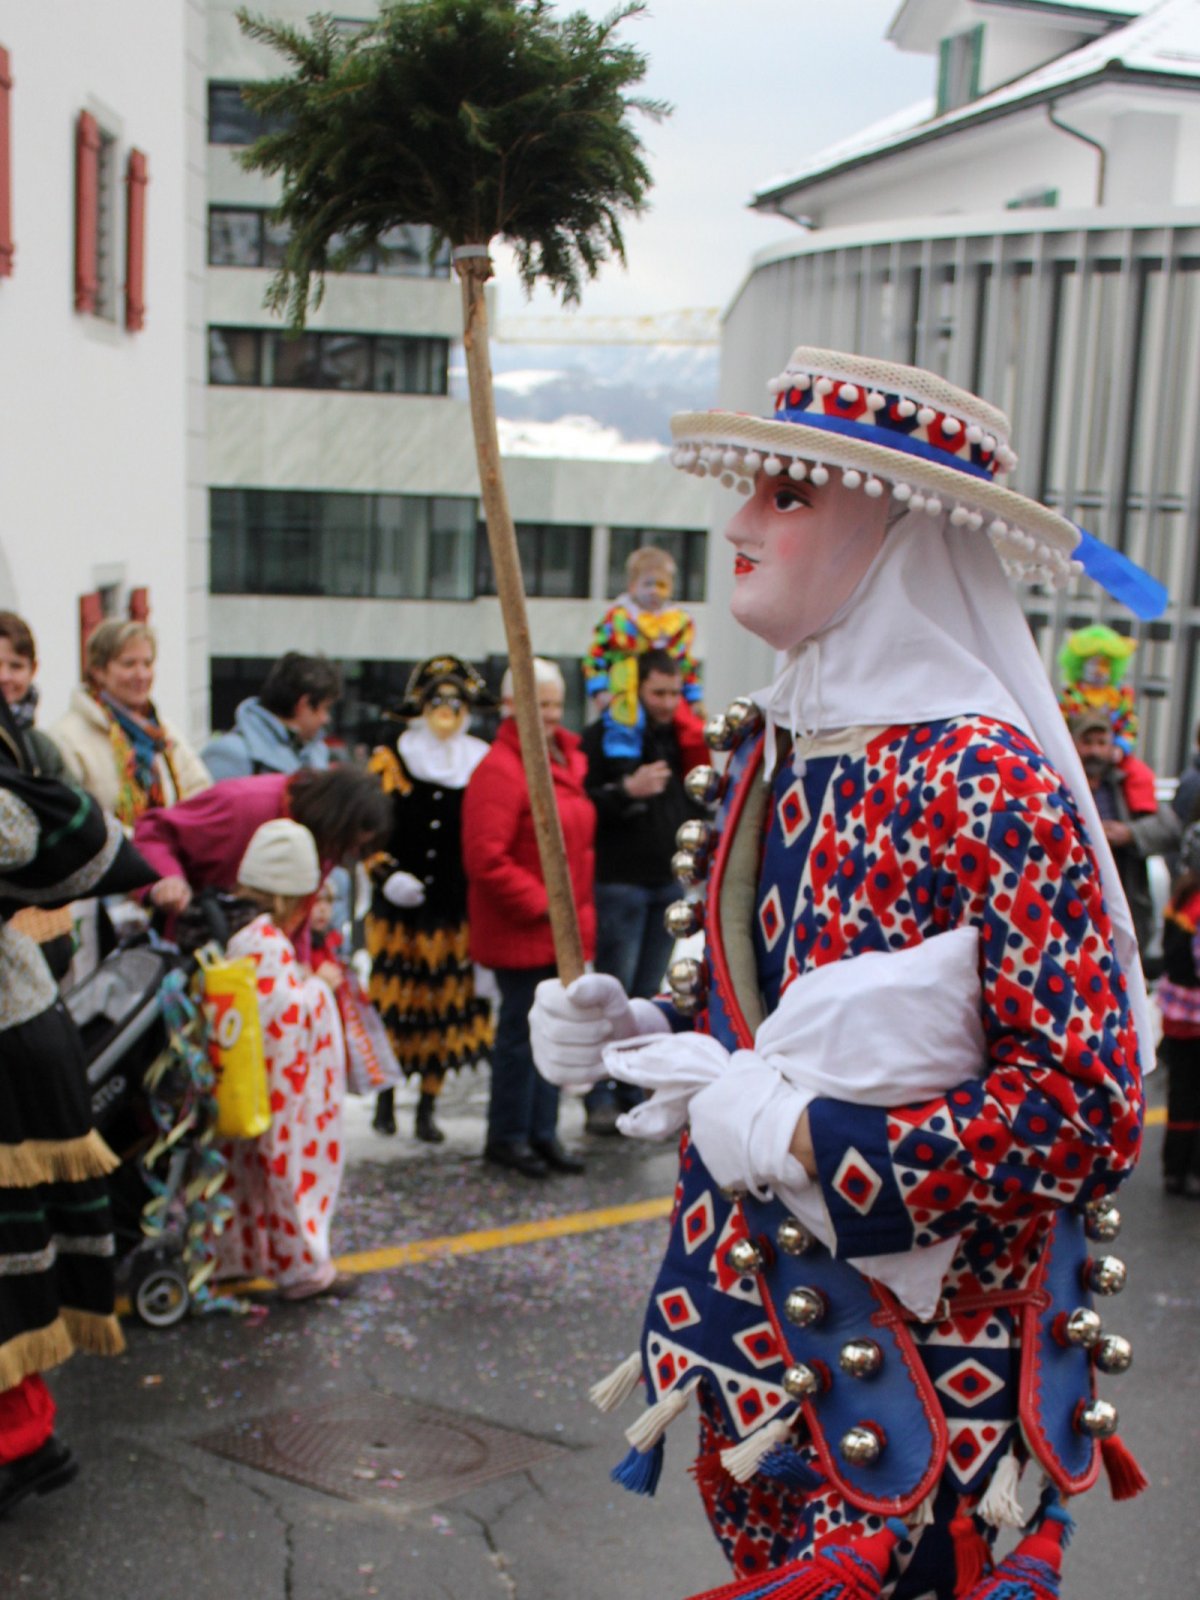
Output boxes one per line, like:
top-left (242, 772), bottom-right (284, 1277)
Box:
top-left (584, 546), bottom-right (702, 758)
top-left (1059, 624), bottom-right (1138, 752)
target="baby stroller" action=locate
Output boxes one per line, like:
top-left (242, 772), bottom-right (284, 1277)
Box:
top-left (65, 940), bottom-right (214, 1329)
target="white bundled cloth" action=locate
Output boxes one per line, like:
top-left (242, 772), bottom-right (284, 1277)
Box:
top-left (602, 927), bottom-right (986, 1320)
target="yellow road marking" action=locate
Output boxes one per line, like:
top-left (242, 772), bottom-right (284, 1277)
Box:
top-left (1146, 1105), bottom-right (1165, 1126)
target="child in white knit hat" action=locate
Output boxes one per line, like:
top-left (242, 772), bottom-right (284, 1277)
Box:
top-left (213, 820), bottom-right (354, 1301)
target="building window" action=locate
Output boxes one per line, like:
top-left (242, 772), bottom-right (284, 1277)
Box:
top-left (207, 82), bottom-right (289, 146)
top-left (1006, 188), bottom-right (1059, 212)
top-left (207, 327), bottom-right (450, 395)
top-left (475, 523), bottom-right (592, 599)
top-left (936, 25), bottom-right (983, 116)
top-left (210, 488), bottom-right (478, 600)
top-left (207, 206), bottom-right (450, 277)
top-left (608, 527), bottom-right (708, 603)
top-left (0, 46), bottom-right (13, 279)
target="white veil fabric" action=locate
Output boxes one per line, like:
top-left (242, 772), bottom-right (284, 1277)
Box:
top-left (752, 507), bottom-right (1155, 1076)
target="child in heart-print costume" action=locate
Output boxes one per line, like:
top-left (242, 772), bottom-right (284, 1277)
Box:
top-left (213, 821), bottom-right (348, 1299)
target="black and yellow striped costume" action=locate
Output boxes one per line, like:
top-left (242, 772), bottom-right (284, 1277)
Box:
top-left (365, 747), bottom-right (493, 1097)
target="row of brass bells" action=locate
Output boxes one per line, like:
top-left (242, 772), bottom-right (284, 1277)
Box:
top-left (663, 898), bottom-right (704, 939)
top-left (704, 697), bottom-right (764, 753)
top-left (672, 818), bottom-right (714, 893)
top-left (782, 1363), bottom-right (822, 1401)
top-left (684, 764), bottom-right (722, 807)
top-left (1094, 1334), bottom-right (1133, 1374)
top-left (1060, 1308), bottom-right (1103, 1348)
top-left (667, 955), bottom-right (706, 1017)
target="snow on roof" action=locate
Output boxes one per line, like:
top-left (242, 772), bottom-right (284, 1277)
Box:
top-left (759, 0), bottom-right (1200, 206)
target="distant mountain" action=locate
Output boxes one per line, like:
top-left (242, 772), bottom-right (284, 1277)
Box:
top-left (448, 341), bottom-right (719, 452)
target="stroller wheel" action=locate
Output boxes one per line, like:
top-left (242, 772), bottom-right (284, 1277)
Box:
top-left (130, 1256), bottom-right (191, 1329)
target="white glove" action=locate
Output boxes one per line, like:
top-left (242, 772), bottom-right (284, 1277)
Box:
top-left (382, 870), bottom-right (426, 908)
top-left (687, 1051), bottom-right (814, 1207)
top-left (530, 973), bottom-right (668, 1093)
top-left (603, 1030), bottom-right (729, 1140)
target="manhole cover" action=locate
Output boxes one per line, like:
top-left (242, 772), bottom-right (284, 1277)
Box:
top-left (195, 1391), bottom-right (567, 1512)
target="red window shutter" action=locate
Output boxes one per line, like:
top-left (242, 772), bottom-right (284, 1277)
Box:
top-left (79, 592), bottom-right (104, 679)
top-left (124, 148), bottom-right (147, 330)
top-left (0, 47), bottom-right (13, 278)
top-left (74, 109), bottom-right (100, 313)
top-left (127, 586), bottom-right (150, 622)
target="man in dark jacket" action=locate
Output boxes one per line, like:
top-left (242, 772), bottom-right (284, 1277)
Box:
top-left (581, 650), bottom-right (704, 1133)
top-left (1072, 708), bottom-right (1179, 959)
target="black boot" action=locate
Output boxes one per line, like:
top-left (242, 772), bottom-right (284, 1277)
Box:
top-left (415, 1091), bottom-right (445, 1144)
top-left (372, 1089), bottom-right (397, 1137)
top-left (0, 1437), bottom-right (78, 1519)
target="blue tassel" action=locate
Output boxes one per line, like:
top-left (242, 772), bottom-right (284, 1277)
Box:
top-left (1074, 530), bottom-right (1168, 621)
top-left (757, 1445), bottom-right (824, 1492)
top-left (611, 1442), bottom-right (663, 1496)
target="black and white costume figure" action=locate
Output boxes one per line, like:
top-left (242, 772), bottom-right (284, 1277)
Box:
top-left (366, 656), bottom-right (495, 1143)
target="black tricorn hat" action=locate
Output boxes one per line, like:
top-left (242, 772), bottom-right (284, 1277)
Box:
top-left (395, 655), bottom-right (497, 720)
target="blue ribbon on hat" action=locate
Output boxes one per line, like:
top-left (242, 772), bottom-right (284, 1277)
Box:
top-left (773, 407), bottom-right (998, 482)
top-left (1073, 530), bottom-right (1168, 621)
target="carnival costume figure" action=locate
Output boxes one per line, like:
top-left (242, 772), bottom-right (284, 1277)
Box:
top-left (0, 696), bottom-right (156, 1514)
top-left (585, 545), bottom-right (703, 761)
top-left (1058, 625), bottom-right (1138, 753)
top-left (531, 349), bottom-right (1158, 1599)
top-left (365, 656), bottom-right (496, 1143)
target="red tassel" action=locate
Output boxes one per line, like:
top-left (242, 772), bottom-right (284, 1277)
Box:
top-left (690, 1450), bottom-right (737, 1498)
top-left (956, 1503), bottom-right (1070, 1599)
top-left (1100, 1433), bottom-right (1149, 1501)
top-left (681, 1519), bottom-right (907, 1600)
top-left (950, 1500), bottom-right (992, 1597)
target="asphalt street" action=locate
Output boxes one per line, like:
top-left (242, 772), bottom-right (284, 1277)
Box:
top-left (3, 1070), bottom-right (1198, 1600)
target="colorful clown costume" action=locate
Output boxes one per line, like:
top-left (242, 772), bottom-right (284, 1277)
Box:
top-left (596, 707), bottom-right (1144, 1597)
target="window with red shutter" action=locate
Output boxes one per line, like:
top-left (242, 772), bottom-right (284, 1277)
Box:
top-left (0, 47), bottom-right (13, 278)
top-left (75, 110), bottom-right (100, 313)
top-left (124, 148), bottom-right (147, 330)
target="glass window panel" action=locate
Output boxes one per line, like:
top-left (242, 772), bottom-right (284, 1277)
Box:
top-left (319, 494), bottom-right (372, 595)
top-left (264, 330), bottom-right (323, 388)
top-left (209, 489), bottom-right (245, 593)
top-left (374, 495), bottom-right (428, 598)
top-left (262, 214), bottom-right (292, 269)
top-left (476, 524), bottom-right (537, 595)
top-left (536, 526), bottom-right (591, 598)
top-left (372, 335), bottom-right (449, 395)
top-left (1041, 264), bottom-right (1081, 506)
top-left (427, 499), bottom-right (476, 599)
top-left (247, 491), bottom-right (321, 594)
top-left (325, 229), bottom-right (376, 274)
top-left (375, 223), bottom-right (429, 277)
top-left (208, 327), bottom-right (261, 385)
top-left (208, 208), bottom-right (262, 267)
top-left (320, 333), bottom-right (372, 390)
top-left (208, 83), bottom-right (273, 146)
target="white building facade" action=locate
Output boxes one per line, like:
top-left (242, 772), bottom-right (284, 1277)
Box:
top-left (0, 1), bottom-right (208, 737)
top-left (205, 0), bottom-right (711, 737)
top-left (706, 0), bottom-right (1200, 774)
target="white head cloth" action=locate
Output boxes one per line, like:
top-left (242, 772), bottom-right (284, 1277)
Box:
top-left (753, 507), bottom-right (1154, 1075)
top-left (398, 722), bottom-right (489, 789)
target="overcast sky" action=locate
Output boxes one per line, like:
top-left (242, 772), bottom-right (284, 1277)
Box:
top-left (489, 0), bottom-right (931, 325)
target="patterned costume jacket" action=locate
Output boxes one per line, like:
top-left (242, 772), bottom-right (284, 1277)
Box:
top-left (621, 712), bottom-right (1143, 1575)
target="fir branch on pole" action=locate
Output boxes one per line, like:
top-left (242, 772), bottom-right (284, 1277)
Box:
top-left (237, 0), bottom-right (667, 981)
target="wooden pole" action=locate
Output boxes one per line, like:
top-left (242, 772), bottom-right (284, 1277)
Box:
top-left (455, 249), bottom-right (585, 985)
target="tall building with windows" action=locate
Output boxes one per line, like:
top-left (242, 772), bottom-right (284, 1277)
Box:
top-left (0, 1), bottom-right (207, 734)
top-left (705, 0), bottom-right (1200, 774)
top-left (205, 0), bottom-right (710, 737)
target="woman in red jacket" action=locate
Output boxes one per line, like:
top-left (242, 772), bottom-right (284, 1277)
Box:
top-left (463, 659), bottom-right (596, 1179)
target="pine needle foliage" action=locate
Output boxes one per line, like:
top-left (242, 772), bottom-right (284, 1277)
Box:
top-left (236, 0), bottom-right (667, 325)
